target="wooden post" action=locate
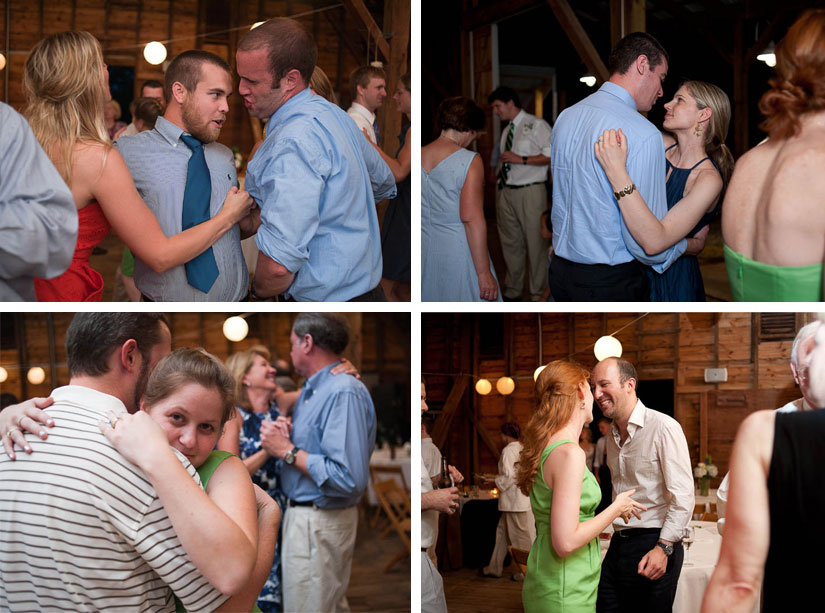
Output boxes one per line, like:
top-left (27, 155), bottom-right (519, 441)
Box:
top-left (383, 0), bottom-right (411, 153)
top-left (610, 0), bottom-right (646, 48)
top-left (733, 17), bottom-right (748, 155)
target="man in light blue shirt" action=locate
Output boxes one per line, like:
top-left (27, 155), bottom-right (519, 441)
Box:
top-left (550, 32), bottom-right (687, 301)
top-left (0, 102), bottom-right (77, 301)
top-left (116, 50), bottom-right (255, 301)
top-left (237, 18), bottom-right (396, 302)
top-left (259, 313), bottom-right (376, 612)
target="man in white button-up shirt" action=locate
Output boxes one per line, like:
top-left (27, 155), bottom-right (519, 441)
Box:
top-left (592, 357), bottom-right (694, 612)
top-left (347, 65), bottom-right (386, 144)
top-left (482, 422), bottom-right (536, 579)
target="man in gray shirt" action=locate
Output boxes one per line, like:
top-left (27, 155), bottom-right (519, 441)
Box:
top-left (116, 50), bottom-right (256, 301)
top-left (0, 102), bottom-right (77, 301)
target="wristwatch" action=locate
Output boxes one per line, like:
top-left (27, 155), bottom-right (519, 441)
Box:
top-left (655, 541), bottom-right (674, 556)
top-left (284, 446), bottom-right (300, 465)
top-left (614, 183), bottom-right (637, 201)
top-left (522, 155), bottom-right (528, 164)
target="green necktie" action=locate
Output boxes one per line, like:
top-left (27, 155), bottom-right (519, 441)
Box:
top-left (497, 122), bottom-right (515, 189)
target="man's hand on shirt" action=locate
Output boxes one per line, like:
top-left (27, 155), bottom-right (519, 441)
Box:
top-left (685, 224), bottom-right (709, 256)
top-left (637, 544), bottom-right (669, 580)
top-left (499, 151), bottom-right (522, 164)
top-left (238, 202), bottom-right (261, 239)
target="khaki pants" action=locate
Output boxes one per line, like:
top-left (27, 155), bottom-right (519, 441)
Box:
top-left (282, 505), bottom-right (358, 612)
top-left (496, 184), bottom-right (549, 300)
top-left (482, 509), bottom-right (537, 577)
top-left (421, 551), bottom-right (448, 613)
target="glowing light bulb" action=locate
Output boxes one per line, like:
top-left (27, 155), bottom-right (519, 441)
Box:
top-left (496, 376), bottom-right (515, 396)
top-left (143, 42), bottom-right (168, 65)
top-left (223, 316), bottom-right (249, 342)
top-left (475, 378), bottom-right (492, 395)
top-left (594, 336), bottom-right (623, 361)
top-left (27, 367), bottom-right (46, 385)
top-left (533, 365), bottom-right (546, 381)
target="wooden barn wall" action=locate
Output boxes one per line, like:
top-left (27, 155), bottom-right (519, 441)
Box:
top-left (1, 313), bottom-right (410, 423)
top-left (2, 1), bottom-right (405, 158)
top-left (422, 312), bottom-right (814, 484)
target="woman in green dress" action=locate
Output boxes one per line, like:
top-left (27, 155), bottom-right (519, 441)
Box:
top-left (516, 360), bottom-right (646, 612)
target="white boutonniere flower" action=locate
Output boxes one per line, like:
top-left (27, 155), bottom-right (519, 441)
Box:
top-left (523, 123), bottom-right (534, 134)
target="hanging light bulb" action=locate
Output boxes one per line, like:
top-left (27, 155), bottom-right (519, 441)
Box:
top-left (579, 75), bottom-right (596, 87)
top-left (143, 41), bottom-right (168, 65)
top-left (0, 53), bottom-right (6, 71)
top-left (757, 42), bottom-right (776, 68)
top-left (496, 376), bottom-right (515, 396)
top-left (223, 316), bottom-right (249, 342)
top-left (0, 366), bottom-right (7, 383)
top-left (475, 378), bottom-right (492, 395)
top-left (27, 367), bottom-right (46, 385)
top-left (251, 21), bottom-right (265, 29)
top-left (594, 336), bottom-right (623, 361)
top-left (533, 364), bottom-right (546, 381)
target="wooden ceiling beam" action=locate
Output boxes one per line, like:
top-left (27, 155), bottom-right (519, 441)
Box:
top-left (460, 0), bottom-right (542, 31)
top-left (432, 376), bottom-right (469, 449)
top-left (341, 0), bottom-right (390, 61)
top-left (545, 0), bottom-right (608, 83)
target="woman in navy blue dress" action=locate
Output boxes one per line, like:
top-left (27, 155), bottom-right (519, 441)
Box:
top-left (595, 81), bottom-right (734, 301)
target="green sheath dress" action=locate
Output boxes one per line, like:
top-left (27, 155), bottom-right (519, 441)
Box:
top-left (724, 244), bottom-right (822, 301)
top-left (522, 440), bottom-right (601, 613)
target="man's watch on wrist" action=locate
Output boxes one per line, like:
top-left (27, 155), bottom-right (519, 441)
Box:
top-left (521, 155), bottom-right (528, 164)
top-left (284, 446), bottom-right (300, 465)
top-left (655, 540), bottom-right (674, 556)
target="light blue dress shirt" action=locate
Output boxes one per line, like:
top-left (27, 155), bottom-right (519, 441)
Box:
top-left (0, 102), bottom-right (77, 301)
top-left (281, 362), bottom-right (377, 509)
top-left (245, 88), bottom-right (396, 301)
top-left (114, 117), bottom-right (248, 301)
top-left (551, 82), bottom-right (686, 273)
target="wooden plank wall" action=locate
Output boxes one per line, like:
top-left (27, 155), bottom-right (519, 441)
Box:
top-left (422, 312), bottom-right (813, 485)
top-left (1, 313), bottom-right (410, 420)
top-left (1, 1), bottom-right (399, 157)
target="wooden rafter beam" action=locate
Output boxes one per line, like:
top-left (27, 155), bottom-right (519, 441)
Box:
top-left (466, 408), bottom-right (501, 458)
top-left (545, 0), bottom-right (608, 83)
top-left (431, 376), bottom-right (469, 449)
top-left (341, 0), bottom-right (390, 61)
top-left (460, 0), bottom-right (542, 31)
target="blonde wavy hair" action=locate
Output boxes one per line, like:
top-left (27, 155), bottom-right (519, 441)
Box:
top-left (516, 360), bottom-right (591, 496)
top-left (682, 80), bottom-right (734, 188)
top-left (23, 30), bottom-right (110, 183)
top-left (225, 345), bottom-right (272, 412)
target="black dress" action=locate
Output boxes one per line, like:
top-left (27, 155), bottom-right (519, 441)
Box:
top-left (763, 409), bottom-right (825, 610)
top-left (380, 122), bottom-right (411, 282)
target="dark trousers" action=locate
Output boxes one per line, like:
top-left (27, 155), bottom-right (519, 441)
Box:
top-left (597, 529), bottom-right (683, 613)
top-left (595, 465), bottom-right (613, 515)
top-left (550, 255), bottom-right (649, 301)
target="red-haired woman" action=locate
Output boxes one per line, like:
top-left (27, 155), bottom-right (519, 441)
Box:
top-left (516, 360), bottom-right (644, 612)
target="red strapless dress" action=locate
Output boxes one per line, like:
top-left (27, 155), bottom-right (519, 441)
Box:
top-left (34, 201), bottom-right (111, 302)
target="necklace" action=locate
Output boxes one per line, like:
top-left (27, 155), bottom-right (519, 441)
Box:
top-left (440, 132), bottom-right (463, 147)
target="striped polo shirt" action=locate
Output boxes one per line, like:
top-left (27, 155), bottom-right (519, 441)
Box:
top-left (0, 385), bottom-right (227, 612)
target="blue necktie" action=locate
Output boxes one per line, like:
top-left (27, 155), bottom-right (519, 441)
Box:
top-left (180, 134), bottom-right (219, 294)
top-left (373, 121), bottom-right (380, 143)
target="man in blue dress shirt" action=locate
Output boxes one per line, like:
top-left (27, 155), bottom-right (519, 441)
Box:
top-left (259, 313), bottom-right (376, 612)
top-left (550, 32), bottom-right (687, 301)
top-left (236, 18), bottom-right (396, 302)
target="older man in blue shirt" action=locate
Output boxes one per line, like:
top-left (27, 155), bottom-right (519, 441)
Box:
top-left (237, 18), bottom-right (396, 302)
top-left (260, 313), bottom-right (376, 612)
top-left (550, 32), bottom-right (688, 301)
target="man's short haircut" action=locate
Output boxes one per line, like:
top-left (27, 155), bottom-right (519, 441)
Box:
top-left (501, 421), bottom-right (522, 439)
top-left (292, 313), bottom-right (349, 355)
top-left (602, 356), bottom-right (638, 385)
top-left (141, 79), bottom-right (163, 94)
top-left (349, 65), bottom-right (387, 100)
top-left (791, 321), bottom-right (821, 367)
top-left (133, 97), bottom-right (163, 128)
top-left (66, 313), bottom-right (169, 378)
top-left (238, 17), bottom-right (317, 84)
top-left (437, 96), bottom-right (486, 132)
top-left (487, 86), bottom-right (521, 108)
top-left (163, 50), bottom-right (231, 105)
top-left (609, 32), bottom-right (668, 76)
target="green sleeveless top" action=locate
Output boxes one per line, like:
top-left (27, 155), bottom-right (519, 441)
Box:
top-left (175, 451), bottom-right (262, 613)
top-left (724, 244), bottom-right (822, 301)
top-left (522, 440), bottom-right (602, 613)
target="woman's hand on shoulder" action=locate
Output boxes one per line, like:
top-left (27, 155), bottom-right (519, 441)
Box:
top-left (1, 397), bottom-right (55, 459)
top-left (594, 128), bottom-right (630, 187)
top-left (98, 410), bottom-right (171, 470)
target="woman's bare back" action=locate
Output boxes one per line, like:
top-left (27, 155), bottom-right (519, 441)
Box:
top-left (722, 115), bottom-right (825, 267)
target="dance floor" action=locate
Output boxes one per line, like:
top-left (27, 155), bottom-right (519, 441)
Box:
top-left (442, 566), bottom-right (523, 613)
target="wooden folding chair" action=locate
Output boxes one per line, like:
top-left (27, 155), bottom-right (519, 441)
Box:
top-left (693, 503), bottom-right (707, 520)
top-left (373, 478), bottom-right (412, 572)
top-left (369, 465), bottom-right (409, 528)
top-left (507, 546), bottom-right (530, 576)
top-left (701, 511), bottom-right (719, 522)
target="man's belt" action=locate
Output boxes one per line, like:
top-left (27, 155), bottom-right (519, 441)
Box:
top-left (502, 181), bottom-right (544, 190)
